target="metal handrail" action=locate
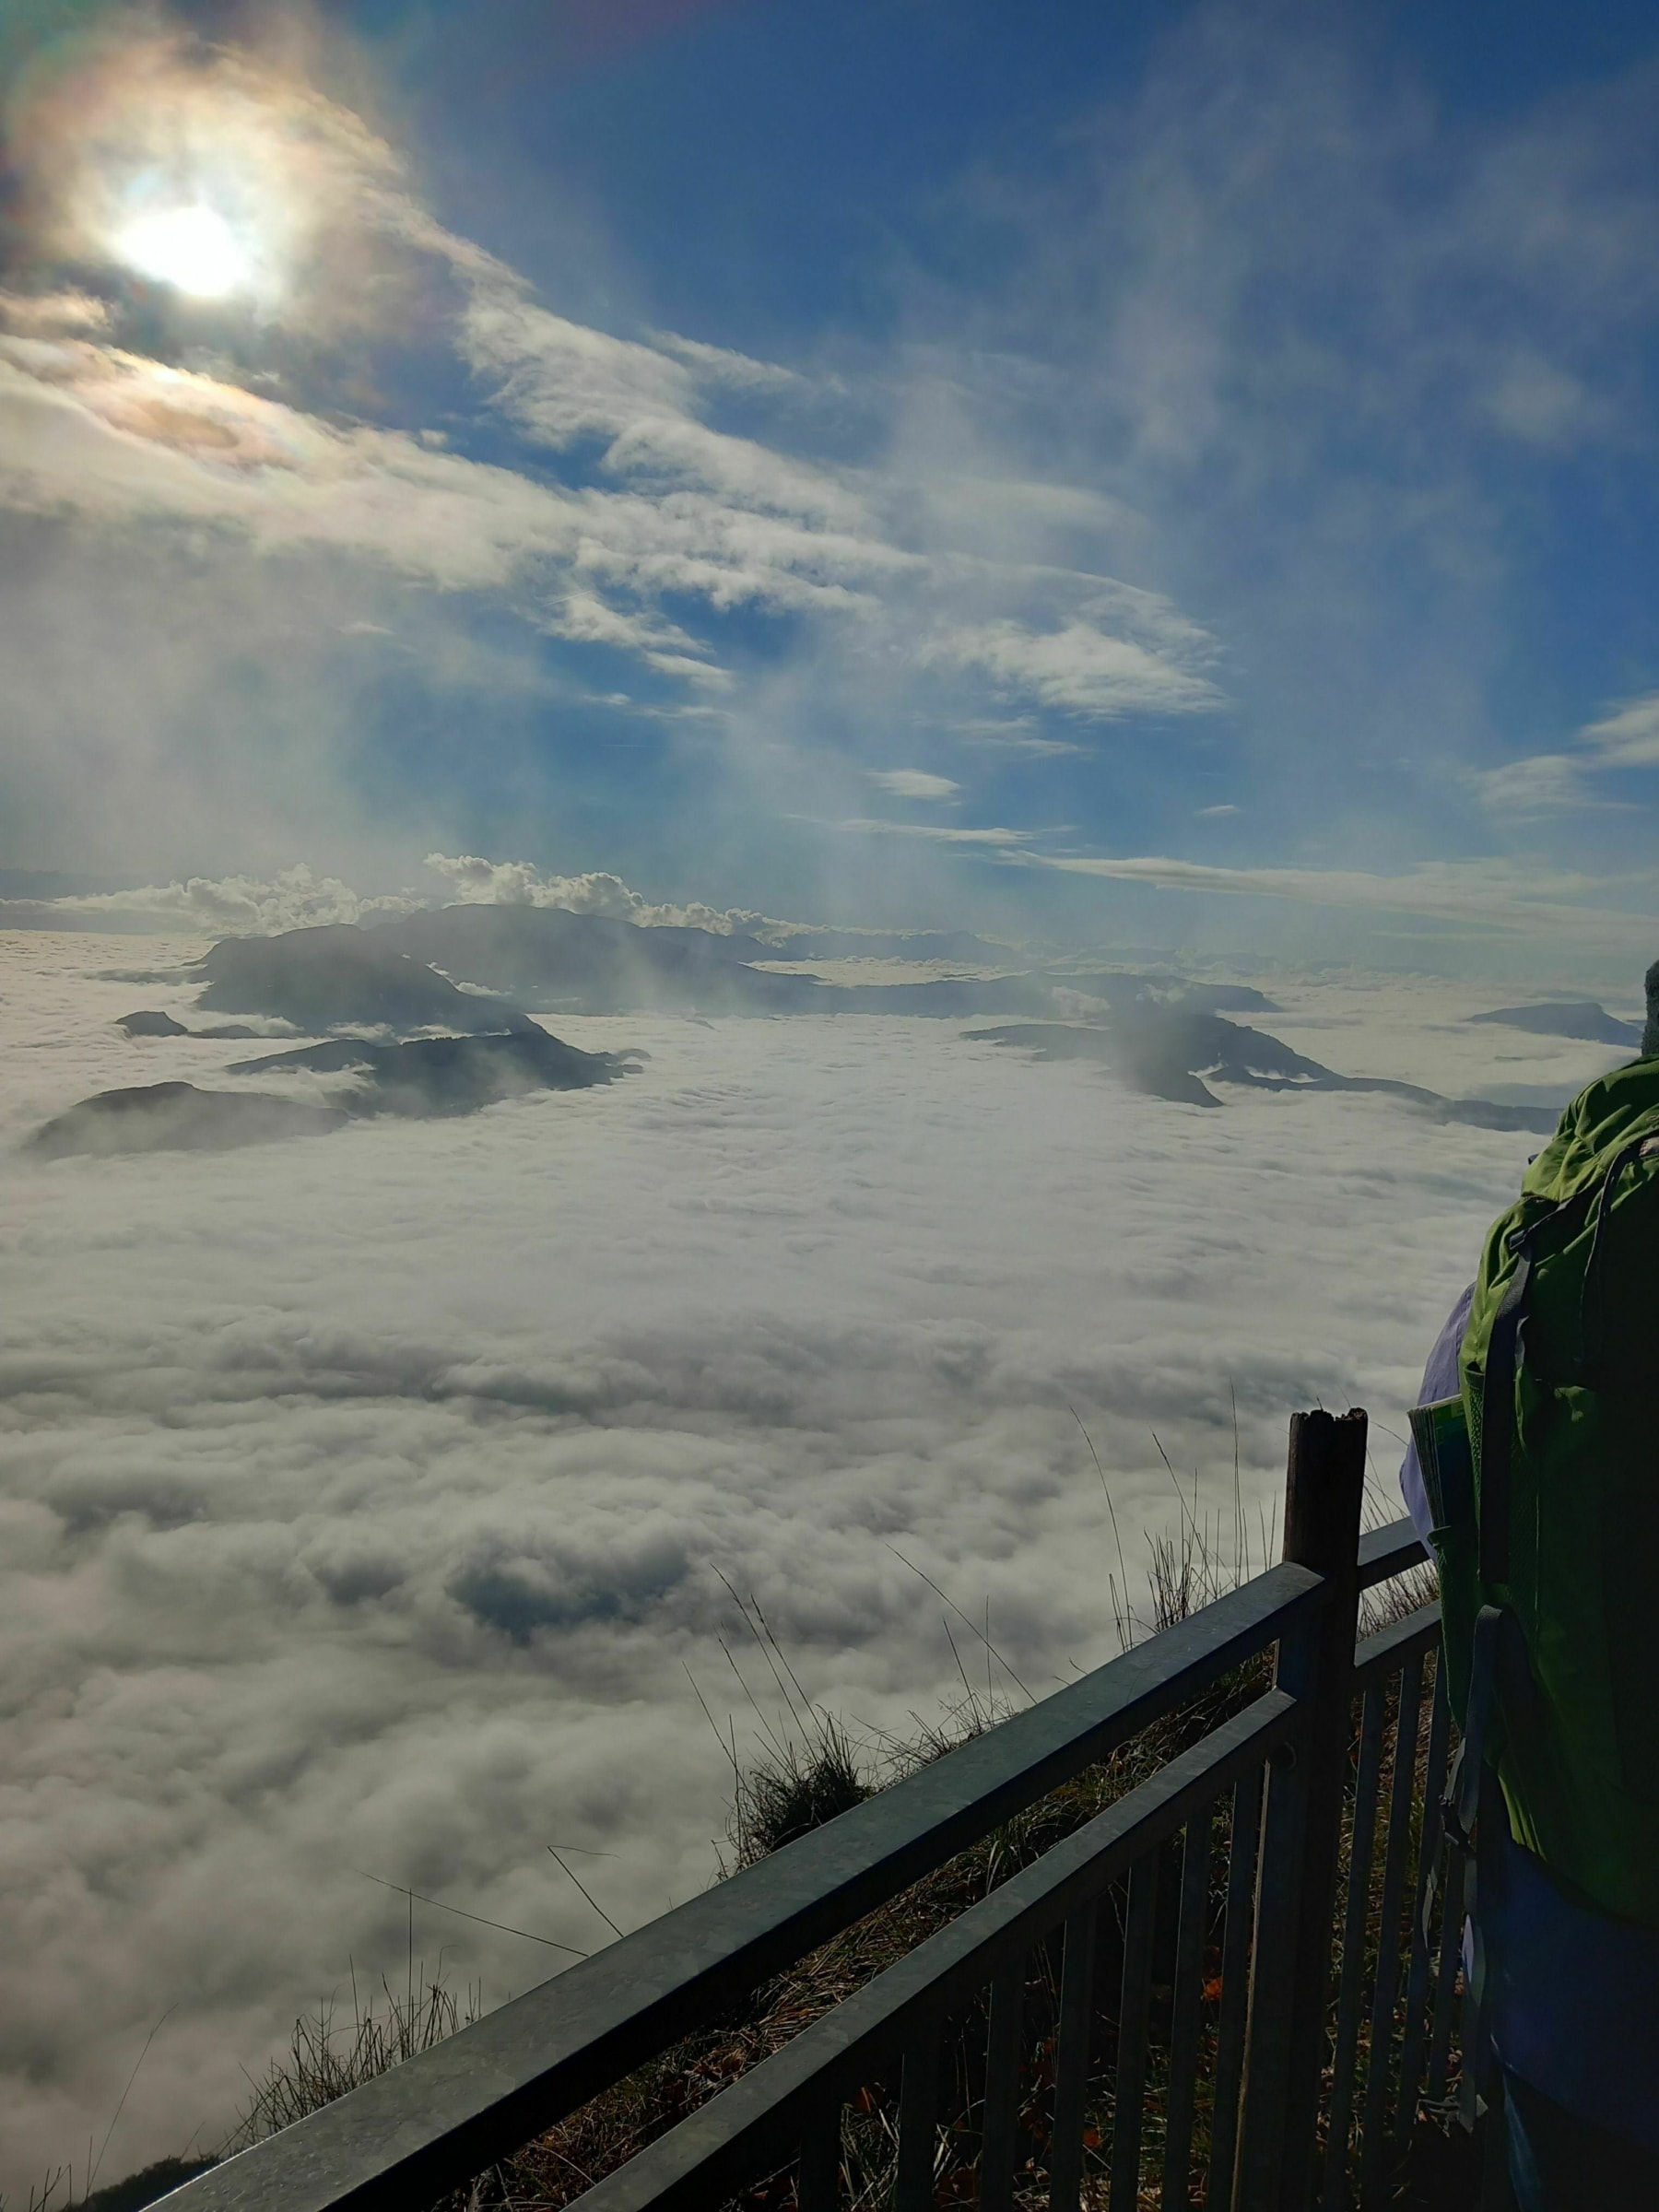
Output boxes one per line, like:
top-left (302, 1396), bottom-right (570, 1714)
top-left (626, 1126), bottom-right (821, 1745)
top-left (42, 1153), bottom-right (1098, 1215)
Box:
top-left (1357, 1516), bottom-right (1430, 1589)
top-left (1352, 1598), bottom-right (1441, 1689)
top-left (162, 1498), bottom-right (1435, 2212)
top-left (564, 1690), bottom-right (1303, 2212)
top-left (560, 1583), bottom-right (1450, 2212)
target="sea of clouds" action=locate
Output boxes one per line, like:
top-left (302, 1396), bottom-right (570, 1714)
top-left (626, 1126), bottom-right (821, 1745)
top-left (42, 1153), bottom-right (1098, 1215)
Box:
top-left (0, 930), bottom-right (1630, 2192)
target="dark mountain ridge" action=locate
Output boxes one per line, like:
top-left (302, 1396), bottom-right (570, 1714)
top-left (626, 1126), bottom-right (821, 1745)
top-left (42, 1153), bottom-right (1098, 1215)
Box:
top-left (229, 1029), bottom-right (638, 1117)
top-left (193, 924), bottom-right (531, 1033)
top-left (972, 1010), bottom-right (1562, 1130)
top-left (31, 1029), bottom-right (635, 1157)
top-left (181, 912), bottom-right (1277, 1030)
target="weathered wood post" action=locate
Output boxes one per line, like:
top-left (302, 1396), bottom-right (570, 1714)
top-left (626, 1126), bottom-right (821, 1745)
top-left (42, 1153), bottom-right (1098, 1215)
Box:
top-left (1231, 1407), bottom-right (1368, 2211)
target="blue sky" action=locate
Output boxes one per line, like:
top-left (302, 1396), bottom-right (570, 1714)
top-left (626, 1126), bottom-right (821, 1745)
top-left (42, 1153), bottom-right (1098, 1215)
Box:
top-left (3, 0), bottom-right (1658, 969)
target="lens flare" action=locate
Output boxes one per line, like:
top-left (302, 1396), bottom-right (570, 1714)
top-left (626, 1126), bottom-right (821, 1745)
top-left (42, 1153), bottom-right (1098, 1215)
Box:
top-left (16, 29), bottom-right (421, 332)
top-left (114, 205), bottom-right (252, 299)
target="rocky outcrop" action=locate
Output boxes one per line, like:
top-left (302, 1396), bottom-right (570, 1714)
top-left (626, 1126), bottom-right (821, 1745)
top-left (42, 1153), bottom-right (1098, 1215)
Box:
top-left (229, 1029), bottom-right (641, 1117)
top-left (118, 1010), bottom-right (263, 1040)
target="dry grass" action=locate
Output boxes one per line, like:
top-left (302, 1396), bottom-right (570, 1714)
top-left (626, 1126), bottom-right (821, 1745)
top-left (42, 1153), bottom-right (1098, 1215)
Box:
top-left (476, 1474), bottom-right (1283, 2212)
top-left (233, 1975), bottom-right (484, 2147)
top-left (495, 1655), bottom-right (1273, 2212)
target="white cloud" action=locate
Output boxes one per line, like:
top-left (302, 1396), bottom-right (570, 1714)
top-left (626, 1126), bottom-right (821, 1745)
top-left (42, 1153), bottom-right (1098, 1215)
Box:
top-left (0, 312), bottom-right (1218, 744)
top-left (12, 865), bottom-right (418, 935)
top-left (1576, 690), bottom-right (1659, 769)
top-left (419, 854), bottom-right (786, 935)
top-left (0, 289), bottom-right (111, 336)
top-left (922, 615), bottom-right (1223, 720)
top-left (648, 330), bottom-right (813, 398)
top-left (1196, 803), bottom-right (1240, 818)
top-left (0, 941), bottom-right (1566, 2193)
top-left (1469, 752), bottom-right (1604, 818)
top-left (1473, 689), bottom-right (1659, 817)
top-left (867, 770), bottom-right (962, 801)
top-left (2, 859), bottom-right (816, 942)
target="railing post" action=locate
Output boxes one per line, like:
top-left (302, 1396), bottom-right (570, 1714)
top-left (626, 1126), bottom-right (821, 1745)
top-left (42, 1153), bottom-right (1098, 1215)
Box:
top-left (1230, 1408), bottom-right (1367, 2212)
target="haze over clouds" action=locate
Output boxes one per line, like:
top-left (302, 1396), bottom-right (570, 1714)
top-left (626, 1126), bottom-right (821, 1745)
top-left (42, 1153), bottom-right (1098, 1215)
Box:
top-left (4, 0), bottom-right (1659, 2194)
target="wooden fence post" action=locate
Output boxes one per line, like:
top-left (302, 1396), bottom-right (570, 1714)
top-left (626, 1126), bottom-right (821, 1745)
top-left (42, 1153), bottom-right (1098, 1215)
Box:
top-left (1230, 1408), bottom-right (1368, 2212)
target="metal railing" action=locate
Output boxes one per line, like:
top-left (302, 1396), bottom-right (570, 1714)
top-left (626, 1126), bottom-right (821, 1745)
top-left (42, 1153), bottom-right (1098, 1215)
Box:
top-left (165, 1408), bottom-right (1461, 2212)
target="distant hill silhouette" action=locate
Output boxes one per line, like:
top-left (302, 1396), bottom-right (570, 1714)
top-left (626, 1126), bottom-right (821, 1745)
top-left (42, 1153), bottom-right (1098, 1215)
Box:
top-left (1465, 1000), bottom-right (1641, 1046)
top-left (374, 905), bottom-right (1278, 1023)
top-left (381, 904), bottom-right (823, 1015)
top-left (28, 1082), bottom-right (347, 1158)
top-left (229, 1029), bottom-right (639, 1116)
top-left (972, 1009), bottom-right (1561, 1130)
top-left (193, 924), bottom-right (531, 1033)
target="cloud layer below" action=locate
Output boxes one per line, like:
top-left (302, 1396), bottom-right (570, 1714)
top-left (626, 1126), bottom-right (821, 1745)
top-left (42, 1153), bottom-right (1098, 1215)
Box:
top-left (0, 930), bottom-right (1628, 2190)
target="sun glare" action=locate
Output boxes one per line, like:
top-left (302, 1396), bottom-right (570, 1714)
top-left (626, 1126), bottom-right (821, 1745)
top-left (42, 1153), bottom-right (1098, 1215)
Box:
top-left (115, 204), bottom-right (252, 298)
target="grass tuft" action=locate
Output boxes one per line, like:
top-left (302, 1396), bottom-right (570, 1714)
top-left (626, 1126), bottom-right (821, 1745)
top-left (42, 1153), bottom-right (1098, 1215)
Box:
top-left (232, 1975), bottom-right (482, 2147)
top-left (729, 1712), bottom-right (871, 1869)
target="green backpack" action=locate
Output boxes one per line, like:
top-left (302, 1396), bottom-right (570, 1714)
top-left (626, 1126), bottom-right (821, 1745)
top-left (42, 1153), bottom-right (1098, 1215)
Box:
top-left (1421, 1049), bottom-right (1659, 1930)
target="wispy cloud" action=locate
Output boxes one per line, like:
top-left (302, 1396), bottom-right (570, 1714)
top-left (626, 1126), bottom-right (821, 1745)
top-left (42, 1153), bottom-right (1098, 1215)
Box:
top-left (6, 856), bottom-right (798, 938)
top-left (0, 26), bottom-right (1224, 829)
top-left (1577, 690), bottom-right (1659, 769)
top-left (828, 818), bottom-right (1038, 846)
top-left (867, 770), bottom-right (961, 801)
top-left (1474, 689), bottom-right (1659, 816)
top-left (948, 718), bottom-right (1088, 760)
top-left (1016, 849), bottom-right (1658, 941)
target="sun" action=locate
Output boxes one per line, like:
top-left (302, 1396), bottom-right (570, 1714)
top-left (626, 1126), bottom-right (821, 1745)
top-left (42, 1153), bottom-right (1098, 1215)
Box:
top-left (114, 204), bottom-right (253, 300)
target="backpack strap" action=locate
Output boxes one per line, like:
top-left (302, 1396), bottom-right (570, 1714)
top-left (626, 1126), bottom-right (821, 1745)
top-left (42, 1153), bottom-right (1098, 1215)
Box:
top-left (1444, 1605), bottom-right (1505, 1849)
top-left (1477, 1242), bottom-right (1532, 1587)
top-left (1458, 1760), bottom-right (1512, 2130)
top-left (1442, 1606), bottom-right (1507, 2124)
top-left (1441, 1231), bottom-right (1533, 2121)
top-left (1575, 1132), bottom-right (1655, 1385)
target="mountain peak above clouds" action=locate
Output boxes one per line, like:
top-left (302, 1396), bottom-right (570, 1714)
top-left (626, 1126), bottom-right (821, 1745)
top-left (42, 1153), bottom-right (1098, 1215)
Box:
top-left (229, 1030), bottom-right (640, 1119)
top-left (972, 1004), bottom-right (1563, 1131)
top-left (192, 924), bottom-right (534, 1035)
